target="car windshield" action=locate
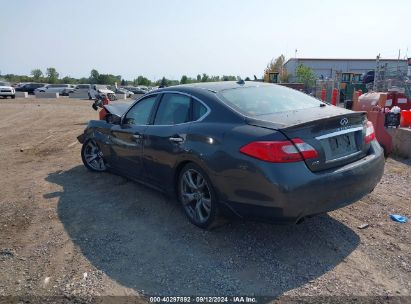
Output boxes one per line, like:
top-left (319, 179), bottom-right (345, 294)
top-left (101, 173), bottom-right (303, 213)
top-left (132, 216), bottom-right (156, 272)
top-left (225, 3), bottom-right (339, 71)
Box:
top-left (219, 85), bottom-right (323, 116)
top-left (0, 82), bottom-right (11, 86)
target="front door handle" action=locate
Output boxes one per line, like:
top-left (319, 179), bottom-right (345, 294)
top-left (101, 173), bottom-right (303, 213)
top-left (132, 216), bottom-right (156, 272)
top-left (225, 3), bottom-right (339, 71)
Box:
top-left (169, 136), bottom-right (184, 143)
top-left (133, 134), bottom-right (143, 140)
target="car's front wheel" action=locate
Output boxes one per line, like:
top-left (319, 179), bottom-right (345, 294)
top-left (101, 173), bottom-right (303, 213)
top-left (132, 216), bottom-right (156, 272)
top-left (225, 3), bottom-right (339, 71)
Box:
top-left (178, 163), bottom-right (219, 229)
top-left (81, 139), bottom-right (107, 172)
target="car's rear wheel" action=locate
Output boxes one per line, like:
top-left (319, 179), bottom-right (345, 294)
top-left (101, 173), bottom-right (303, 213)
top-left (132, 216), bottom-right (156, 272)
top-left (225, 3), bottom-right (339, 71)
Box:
top-left (178, 163), bottom-right (219, 229)
top-left (81, 139), bottom-right (107, 172)
top-left (107, 93), bottom-right (117, 101)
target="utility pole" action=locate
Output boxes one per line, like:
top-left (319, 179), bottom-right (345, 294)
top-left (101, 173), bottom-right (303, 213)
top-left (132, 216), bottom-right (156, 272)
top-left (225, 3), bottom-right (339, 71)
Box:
top-left (373, 54), bottom-right (380, 91)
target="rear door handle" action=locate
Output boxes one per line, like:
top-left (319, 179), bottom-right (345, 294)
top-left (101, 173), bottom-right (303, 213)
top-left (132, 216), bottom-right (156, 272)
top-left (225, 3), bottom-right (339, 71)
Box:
top-left (169, 136), bottom-right (184, 143)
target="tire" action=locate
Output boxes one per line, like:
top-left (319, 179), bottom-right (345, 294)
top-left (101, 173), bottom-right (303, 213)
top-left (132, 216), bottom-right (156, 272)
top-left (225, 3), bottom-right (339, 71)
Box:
top-left (108, 93), bottom-right (117, 101)
top-left (81, 139), bottom-right (107, 172)
top-left (178, 163), bottom-right (220, 229)
top-left (11, 95), bottom-right (15, 99)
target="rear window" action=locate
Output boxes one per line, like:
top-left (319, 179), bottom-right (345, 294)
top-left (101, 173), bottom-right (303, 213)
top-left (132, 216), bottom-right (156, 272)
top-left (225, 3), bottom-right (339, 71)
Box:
top-left (219, 85), bottom-right (322, 116)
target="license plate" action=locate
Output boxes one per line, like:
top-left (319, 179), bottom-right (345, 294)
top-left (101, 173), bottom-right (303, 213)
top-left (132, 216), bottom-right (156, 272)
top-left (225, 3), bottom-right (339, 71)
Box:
top-left (328, 133), bottom-right (357, 157)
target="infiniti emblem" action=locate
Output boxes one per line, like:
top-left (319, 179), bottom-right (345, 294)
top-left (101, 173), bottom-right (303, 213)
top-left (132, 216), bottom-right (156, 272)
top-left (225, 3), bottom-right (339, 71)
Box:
top-left (340, 117), bottom-right (349, 126)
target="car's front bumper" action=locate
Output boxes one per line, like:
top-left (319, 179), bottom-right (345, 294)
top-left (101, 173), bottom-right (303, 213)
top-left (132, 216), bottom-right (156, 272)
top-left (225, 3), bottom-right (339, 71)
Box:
top-left (217, 141), bottom-right (385, 223)
top-left (0, 92), bottom-right (15, 96)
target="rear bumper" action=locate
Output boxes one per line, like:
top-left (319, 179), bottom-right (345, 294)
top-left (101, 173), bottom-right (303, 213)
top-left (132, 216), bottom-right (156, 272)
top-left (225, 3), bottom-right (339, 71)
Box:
top-left (218, 141), bottom-right (385, 223)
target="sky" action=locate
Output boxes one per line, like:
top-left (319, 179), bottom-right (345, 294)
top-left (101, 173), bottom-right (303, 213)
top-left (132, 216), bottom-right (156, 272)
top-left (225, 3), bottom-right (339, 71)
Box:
top-left (0, 0), bottom-right (410, 81)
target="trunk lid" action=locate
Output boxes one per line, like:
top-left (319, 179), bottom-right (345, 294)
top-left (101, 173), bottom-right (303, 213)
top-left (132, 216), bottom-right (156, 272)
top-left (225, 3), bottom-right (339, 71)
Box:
top-left (246, 106), bottom-right (368, 172)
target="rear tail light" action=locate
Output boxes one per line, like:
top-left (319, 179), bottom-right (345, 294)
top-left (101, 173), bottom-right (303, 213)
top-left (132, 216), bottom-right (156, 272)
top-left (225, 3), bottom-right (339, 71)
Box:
top-left (364, 121), bottom-right (376, 144)
top-left (240, 138), bottom-right (318, 163)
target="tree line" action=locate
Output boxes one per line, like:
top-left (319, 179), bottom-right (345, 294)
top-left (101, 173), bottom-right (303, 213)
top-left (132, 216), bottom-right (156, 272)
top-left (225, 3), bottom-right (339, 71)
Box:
top-left (1, 68), bottom-right (243, 87)
top-left (1, 58), bottom-right (316, 89)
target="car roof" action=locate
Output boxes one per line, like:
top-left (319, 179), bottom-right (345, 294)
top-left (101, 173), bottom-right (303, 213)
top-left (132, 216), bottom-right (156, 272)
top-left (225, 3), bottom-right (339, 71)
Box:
top-left (156, 81), bottom-right (271, 94)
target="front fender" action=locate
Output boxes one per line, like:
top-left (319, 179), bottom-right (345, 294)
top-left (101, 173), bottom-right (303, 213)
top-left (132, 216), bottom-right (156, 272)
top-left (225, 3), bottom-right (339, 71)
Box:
top-left (77, 133), bottom-right (86, 144)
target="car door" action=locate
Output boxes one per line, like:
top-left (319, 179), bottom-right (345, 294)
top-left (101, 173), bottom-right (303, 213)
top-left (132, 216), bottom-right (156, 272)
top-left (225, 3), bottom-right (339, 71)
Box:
top-left (42, 85), bottom-right (50, 92)
top-left (47, 85), bottom-right (56, 93)
top-left (142, 92), bottom-right (195, 188)
top-left (109, 94), bottom-right (159, 180)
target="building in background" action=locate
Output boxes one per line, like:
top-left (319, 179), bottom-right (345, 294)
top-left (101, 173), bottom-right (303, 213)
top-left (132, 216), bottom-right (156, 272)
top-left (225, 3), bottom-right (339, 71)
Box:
top-left (284, 58), bottom-right (407, 82)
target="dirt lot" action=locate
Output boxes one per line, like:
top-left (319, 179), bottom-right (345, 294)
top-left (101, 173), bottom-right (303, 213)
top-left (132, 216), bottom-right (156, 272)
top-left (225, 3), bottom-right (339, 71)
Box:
top-left (0, 98), bottom-right (410, 303)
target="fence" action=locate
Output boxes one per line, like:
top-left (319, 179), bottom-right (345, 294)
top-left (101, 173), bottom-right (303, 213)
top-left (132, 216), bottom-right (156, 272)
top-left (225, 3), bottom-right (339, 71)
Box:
top-left (315, 80), bottom-right (340, 103)
top-left (372, 63), bottom-right (411, 98)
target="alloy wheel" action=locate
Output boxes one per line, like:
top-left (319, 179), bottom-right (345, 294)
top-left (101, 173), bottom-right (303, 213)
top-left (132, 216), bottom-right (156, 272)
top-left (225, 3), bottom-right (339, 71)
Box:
top-left (180, 169), bottom-right (212, 224)
top-left (83, 140), bottom-right (106, 171)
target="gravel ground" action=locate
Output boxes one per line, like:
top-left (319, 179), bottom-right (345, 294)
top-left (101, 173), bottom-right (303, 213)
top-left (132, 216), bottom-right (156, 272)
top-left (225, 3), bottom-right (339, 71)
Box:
top-left (0, 98), bottom-right (410, 303)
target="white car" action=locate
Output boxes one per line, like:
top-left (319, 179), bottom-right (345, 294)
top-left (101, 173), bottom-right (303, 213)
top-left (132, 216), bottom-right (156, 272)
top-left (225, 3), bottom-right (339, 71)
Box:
top-left (34, 84), bottom-right (73, 95)
top-left (88, 84), bottom-right (115, 100)
top-left (0, 81), bottom-right (15, 99)
top-left (73, 84), bottom-right (92, 94)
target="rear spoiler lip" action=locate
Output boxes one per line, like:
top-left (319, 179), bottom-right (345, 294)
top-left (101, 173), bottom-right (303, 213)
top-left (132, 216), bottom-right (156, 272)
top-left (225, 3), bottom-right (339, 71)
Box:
top-left (245, 111), bottom-right (367, 131)
top-left (244, 111), bottom-right (367, 130)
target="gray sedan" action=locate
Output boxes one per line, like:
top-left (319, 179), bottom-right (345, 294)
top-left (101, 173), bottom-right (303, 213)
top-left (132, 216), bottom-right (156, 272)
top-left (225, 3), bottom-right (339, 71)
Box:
top-left (78, 81), bottom-right (384, 228)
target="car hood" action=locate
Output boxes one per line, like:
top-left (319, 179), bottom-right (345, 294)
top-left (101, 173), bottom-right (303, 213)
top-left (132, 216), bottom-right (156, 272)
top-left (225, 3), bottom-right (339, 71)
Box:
top-left (103, 103), bottom-right (130, 117)
top-left (0, 86), bottom-right (13, 89)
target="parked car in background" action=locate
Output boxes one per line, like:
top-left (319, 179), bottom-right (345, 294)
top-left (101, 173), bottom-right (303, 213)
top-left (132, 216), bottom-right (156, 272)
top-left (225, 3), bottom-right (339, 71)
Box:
top-left (13, 82), bottom-right (30, 89)
top-left (362, 70), bottom-right (375, 84)
top-left (77, 81), bottom-right (385, 229)
top-left (108, 86), bottom-right (133, 98)
top-left (137, 86), bottom-right (149, 91)
top-left (15, 83), bottom-right (45, 94)
top-left (123, 86), bottom-right (147, 95)
top-left (61, 85), bottom-right (76, 96)
top-left (34, 84), bottom-right (74, 95)
top-left (0, 81), bottom-right (15, 99)
top-left (88, 84), bottom-right (116, 100)
top-left (73, 84), bottom-right (91, 93)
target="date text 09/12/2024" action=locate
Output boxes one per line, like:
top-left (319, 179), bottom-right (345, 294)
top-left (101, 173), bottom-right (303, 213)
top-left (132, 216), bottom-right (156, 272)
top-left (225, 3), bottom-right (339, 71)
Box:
top-left (149, 296), bottom-right (257, 303)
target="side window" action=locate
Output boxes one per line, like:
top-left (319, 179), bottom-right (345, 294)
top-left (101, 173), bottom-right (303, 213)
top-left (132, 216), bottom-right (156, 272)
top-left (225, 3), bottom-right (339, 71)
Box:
top-left (154, 94), bottom-right (191, 125)
top-left (192, 100), bottom-right (208, 121)
top-left (123, 96), bottom-right (157, 125)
